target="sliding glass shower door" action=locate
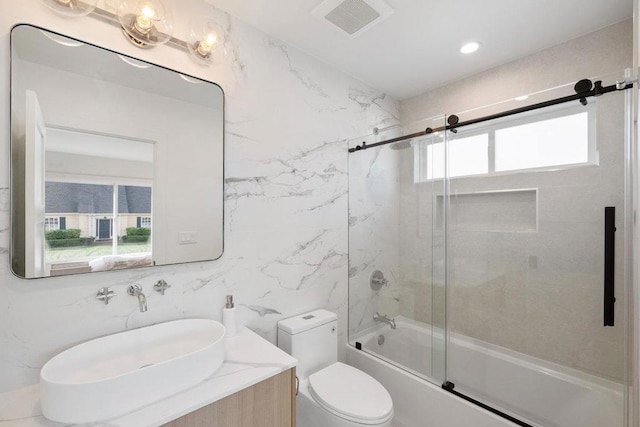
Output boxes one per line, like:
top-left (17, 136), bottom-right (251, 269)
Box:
top-left (347, 116), bottom-right (447, 382)
top-left (347, 73), bottom-right (631, 427)
top-left (443, 80), bottom-right (629, 427)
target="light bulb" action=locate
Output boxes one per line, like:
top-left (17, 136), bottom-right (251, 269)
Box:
top-left (188, 19), bottom-right (223, 65)
top-left (196, 32), bottom-right (217, 56)
top-left (135, 4), bottom-right (156, 33)
top-left (117, 0), bottom-right (173, 48)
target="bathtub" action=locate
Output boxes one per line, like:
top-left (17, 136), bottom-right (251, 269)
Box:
top-left (347, 317), bottom-right (623, 427)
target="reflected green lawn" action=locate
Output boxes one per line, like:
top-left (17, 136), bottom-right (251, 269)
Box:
top-left (45, 242), bottom-right (151, 262)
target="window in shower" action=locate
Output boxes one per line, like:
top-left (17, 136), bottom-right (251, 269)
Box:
top-left (415, 103), bottom-right (596, 182)
top-left (495, 109), bottom-right (592, 171)
top-left (415, 133), bottom-right (489, 181)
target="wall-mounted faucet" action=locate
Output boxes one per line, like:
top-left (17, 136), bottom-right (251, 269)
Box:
top-left (374, 312), bottom-right (396, 329)
top-left (127, 284), bottom-right (147, 312)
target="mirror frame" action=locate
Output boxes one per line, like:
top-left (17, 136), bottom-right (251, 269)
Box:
top-left (9, 23), bottom-right (225, 279)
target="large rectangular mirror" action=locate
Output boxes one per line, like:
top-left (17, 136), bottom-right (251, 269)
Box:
top-left (10, 24), bottom-right (224, 279)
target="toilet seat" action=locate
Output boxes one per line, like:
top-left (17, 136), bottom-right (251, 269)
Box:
top-left (308, 362), bottom-right (393, 425)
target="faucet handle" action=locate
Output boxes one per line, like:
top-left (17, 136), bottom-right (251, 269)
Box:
top-left (127, 284), bottom-right (142, 296)
top-left (370, 270), bottom-right (389, 291)
top-left (96, 287), bottom-right (116, 305)
top-left (153, 279), bottom-right (171, 295)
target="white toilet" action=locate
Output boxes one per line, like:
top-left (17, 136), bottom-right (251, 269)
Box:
top-left (278, 309), bottom-right (393, 427)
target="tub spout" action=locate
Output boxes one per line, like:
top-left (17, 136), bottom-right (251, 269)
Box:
top-left (127, 284), bottom-right (147, 312)
top-left (374, 312), bottom-right (396, 329)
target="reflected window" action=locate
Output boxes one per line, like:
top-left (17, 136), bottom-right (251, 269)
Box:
top-left (42, 128), bottom-right (154, 274)
top-left (44, 182), bottom-right (152, 272)
top-left (117, 185), bottom-right (152, 260)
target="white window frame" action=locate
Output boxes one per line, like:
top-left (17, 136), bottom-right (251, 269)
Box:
top-left (414, 102), bottom-right (597, 183)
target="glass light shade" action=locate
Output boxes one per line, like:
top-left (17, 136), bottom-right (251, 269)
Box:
top-left (103, 0), bottom-right (119, 13)
top-left (117, 0), bottom-right (173, 48)
top-left (187, 20), bottom-right (223, 65)
top-left (40, 0), bottom-right (97, 17)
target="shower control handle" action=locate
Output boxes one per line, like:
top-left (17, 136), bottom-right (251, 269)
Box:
top-left (370, 270), bottom-right (389, 291)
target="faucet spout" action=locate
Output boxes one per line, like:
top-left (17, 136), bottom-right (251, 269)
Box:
top-left (127, 284), bottom-right (148, 312)
top-left (373, 312), bottom-right (396, 329)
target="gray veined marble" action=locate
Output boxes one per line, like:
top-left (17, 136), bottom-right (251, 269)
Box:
top-left (244, 305), bottom-right (282, 317)
top-left (267, 40), bottom-right (329, 99)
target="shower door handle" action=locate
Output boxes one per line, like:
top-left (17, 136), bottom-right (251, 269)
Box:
top-left (603, 206), bottom-right (615, 327)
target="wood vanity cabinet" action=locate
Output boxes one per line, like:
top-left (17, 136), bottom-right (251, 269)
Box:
top-left (162, 368), bottom-right (296, 427)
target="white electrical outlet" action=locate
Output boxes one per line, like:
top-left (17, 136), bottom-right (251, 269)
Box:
top-left (179, 232), bottom-right (197, 245)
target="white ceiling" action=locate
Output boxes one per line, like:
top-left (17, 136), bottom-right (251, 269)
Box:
top-left (206, 0), bottom-right (633, 100)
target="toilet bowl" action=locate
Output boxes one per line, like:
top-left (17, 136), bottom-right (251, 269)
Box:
top-left (277, 310), bottom-right (393, 427)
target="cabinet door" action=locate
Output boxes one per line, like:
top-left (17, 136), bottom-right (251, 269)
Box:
top-left (163, 368), bottom-right (296, 427)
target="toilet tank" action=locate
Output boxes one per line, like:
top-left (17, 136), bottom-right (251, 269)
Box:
top-left (277, 309), bottom-right (337, 379)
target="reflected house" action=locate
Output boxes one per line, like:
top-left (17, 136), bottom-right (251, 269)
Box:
top-left (45, 182), bottom-right (152, 241)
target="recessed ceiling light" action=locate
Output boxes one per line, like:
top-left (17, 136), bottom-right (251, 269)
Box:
top-left (460, 42), bottom-right (480, 54)
top-left (514, 95), bottom-right (529, 101)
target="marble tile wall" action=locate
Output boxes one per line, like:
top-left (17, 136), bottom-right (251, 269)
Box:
top-left (347, 128), bottom-right (403, 337)
top-left (0, 0), bottom-right (398, 395)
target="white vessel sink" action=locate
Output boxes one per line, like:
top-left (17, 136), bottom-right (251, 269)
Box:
top-left (40, 319), bottom-right (225, 424)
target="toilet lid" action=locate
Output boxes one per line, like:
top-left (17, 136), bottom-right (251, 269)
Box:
top-left (308, 362), bottom-right (393, 424)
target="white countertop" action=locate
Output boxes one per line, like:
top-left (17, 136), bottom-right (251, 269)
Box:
top-left (0, 327), bottom-right (297, 427)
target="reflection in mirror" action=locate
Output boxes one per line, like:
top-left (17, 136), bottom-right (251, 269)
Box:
top-left (11, 25), bottom-right (224, 279)
top-left (44, 129), bottom-right (154, 275)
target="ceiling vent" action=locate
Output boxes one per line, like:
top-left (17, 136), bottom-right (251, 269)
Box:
top-left (312, 0), bottom-right (394, 37)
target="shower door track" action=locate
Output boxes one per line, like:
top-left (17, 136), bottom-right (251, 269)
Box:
top-left (442, 381), bottom-right (534, 427)
top-left (348, 78), bottom-right (633, 152)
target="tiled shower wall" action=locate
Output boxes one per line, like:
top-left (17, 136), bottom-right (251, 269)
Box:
top-left (395, 20), bottom-right (632, 380)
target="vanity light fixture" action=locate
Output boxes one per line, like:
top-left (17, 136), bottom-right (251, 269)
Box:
top-left (460, 41), bottom-right (480, 54)
top-left (40, 0), bottom-right (97, 17)
top-left (117, 0), bottom-right (173, 48)
top-left (187, 20), bottom-right (222, 65)
top-left (38, 0), bottom-right (226, 66)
